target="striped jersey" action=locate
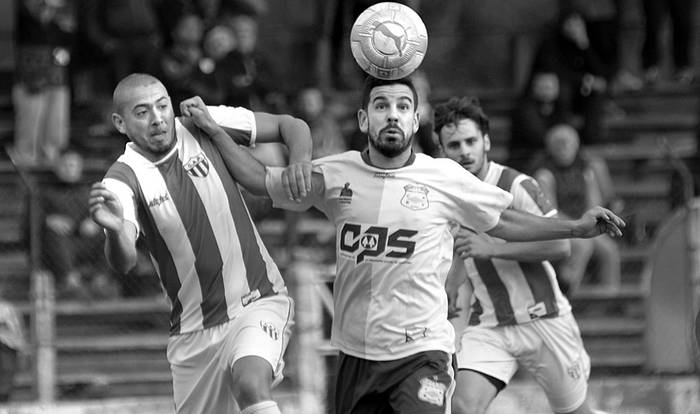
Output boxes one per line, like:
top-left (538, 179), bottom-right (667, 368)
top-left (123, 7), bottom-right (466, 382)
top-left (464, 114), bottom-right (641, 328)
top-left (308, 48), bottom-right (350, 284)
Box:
top-left (266, 150), bottom-right (513, 361)
top-left (464, 161), bottom-right (571, 328)
top-left (103, 106), bottom-right (286, 335)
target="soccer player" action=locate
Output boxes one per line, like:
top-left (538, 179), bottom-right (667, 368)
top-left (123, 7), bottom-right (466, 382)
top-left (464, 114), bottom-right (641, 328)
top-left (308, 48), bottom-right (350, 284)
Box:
top-left (206, 75), bottom-right (623, 414)
top-left (87, 73), bottom-right (312, 414)
top-left (436, 96), bottom-right (604, 414)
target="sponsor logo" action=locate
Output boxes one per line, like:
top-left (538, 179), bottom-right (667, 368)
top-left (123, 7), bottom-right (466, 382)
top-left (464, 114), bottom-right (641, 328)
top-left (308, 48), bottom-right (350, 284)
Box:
top-left (401, 184), bottom-right (429, 210)
top-left (148, 193), bottom-right (170, 208)
top-left (374, 172), bottom-right (395, 179)
top-left (260, 320), bottom-right (279, 340)
top-left (567, 357), bottom-right (583, 379)
top-left (241, 289), bottom-right (261, 306)
top-left (339, 223), bottom-right (417, 264)
top-left (184, 152), bottom-right (210, 177)
top-left (339, 182), bottom-right (353, 205)
top-left (527, 302), bottom-right (547, 319)
top-left (417, 377), bottom-right (446, 406)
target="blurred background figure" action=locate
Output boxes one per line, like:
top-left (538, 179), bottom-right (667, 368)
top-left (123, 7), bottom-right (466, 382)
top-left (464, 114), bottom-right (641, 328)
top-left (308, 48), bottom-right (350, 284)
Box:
top-left (411, 70), bottom-right (440, 157)
top-left (533, 124), bottom-right (622, 296)
top-left (158, 13), bottom-right (206, 107)
top-left (641, 0), bottom-right (696, 85)
top-left (509, 70), bottom-right (579, 170)
top-left (40, 150), bottom-right (118, 300)
top-left (294, 86), bottom-right (347, 159)
top-left (12, 0), bottom-right (76, 168)
top-left (0, 293), bottom-right (26, 403)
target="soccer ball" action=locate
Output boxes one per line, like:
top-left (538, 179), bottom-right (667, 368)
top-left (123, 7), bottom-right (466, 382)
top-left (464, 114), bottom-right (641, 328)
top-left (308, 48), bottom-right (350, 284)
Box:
top-left (350, 2), bottom-right (428, 80)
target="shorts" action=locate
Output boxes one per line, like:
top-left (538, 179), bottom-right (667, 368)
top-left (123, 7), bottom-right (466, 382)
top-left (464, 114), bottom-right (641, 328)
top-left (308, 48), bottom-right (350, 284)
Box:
top-left (167, 294), bottom-right (294, 414)
top-left (335, 350), bottom-right (455, 414)
top-left (455, 313), bottom-right (590, 413)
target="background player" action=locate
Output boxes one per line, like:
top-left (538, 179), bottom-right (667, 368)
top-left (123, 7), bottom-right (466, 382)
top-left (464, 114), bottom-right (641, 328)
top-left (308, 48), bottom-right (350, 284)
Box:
top-left (87, 73), bottom-right (312, 414)
top-left (436, 96), bottom-right (606, 414)
top-left (202, 75), bottom-right (624, 413)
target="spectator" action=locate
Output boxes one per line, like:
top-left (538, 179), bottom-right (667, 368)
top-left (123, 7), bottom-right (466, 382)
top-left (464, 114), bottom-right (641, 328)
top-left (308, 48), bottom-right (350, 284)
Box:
top-left (294, 86), bottom-right (347, 159)
top-left (190, 24), bottom-right (238, 106)
top-left (0, 296), bottom-right (26, 402)
top-left (641, 0), bottom-right (696, 85)
top-left (411, 70), bottom-right (440, 157)
top-left (158, 13), bottom-right (206, 106)
top-left (40, 150), bottom-right (118, 300)
top-left (509, 70), bottom-right (579, 170)
top-left (531, 7), bottom-right (614, 144)
top-left (84, 0), bottom-right (163, 89)
top-left (11, 0), bottom-right (76, 168)
top-left (533, 124), bottom-right (622, 295)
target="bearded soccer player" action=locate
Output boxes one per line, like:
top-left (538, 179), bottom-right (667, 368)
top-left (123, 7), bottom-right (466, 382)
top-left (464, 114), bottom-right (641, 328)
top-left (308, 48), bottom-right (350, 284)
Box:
top-left (87, 73), bottom-right (312, 414)
top-left (436, 96), bottom-right (608, 414)
top-left (205, 75), bottom-right (623, 414)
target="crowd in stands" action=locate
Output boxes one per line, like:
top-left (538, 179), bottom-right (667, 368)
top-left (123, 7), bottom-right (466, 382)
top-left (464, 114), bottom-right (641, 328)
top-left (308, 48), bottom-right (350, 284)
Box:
top-left (7, 0), bottom-right (700, 305)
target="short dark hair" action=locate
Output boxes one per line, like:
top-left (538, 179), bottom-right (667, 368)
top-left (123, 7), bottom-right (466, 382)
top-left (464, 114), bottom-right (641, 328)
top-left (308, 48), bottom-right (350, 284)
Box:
top-left (360, 76), bottom-right (418, 110)
top-left (433, 96), bottom-right (490, 137)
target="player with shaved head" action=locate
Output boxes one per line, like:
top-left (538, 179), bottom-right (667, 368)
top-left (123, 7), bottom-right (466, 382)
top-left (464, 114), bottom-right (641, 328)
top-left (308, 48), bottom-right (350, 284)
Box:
top-left (88, 73), bottom-right (312, 414)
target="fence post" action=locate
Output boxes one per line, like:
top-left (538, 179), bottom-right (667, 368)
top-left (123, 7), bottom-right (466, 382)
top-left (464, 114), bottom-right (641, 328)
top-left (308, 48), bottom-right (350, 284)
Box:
top-left (31, 269), bottom-right (56, 402)
top-left (288, 255), bottom-right (326, 414)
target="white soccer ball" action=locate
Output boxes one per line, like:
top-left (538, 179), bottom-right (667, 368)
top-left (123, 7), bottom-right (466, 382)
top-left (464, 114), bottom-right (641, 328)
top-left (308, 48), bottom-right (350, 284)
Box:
top-left (350, 2), bottom-right (428, 80)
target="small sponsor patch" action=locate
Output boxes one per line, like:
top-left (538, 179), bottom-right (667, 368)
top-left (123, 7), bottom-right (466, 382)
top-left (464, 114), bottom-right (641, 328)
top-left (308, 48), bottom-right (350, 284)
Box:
top-left (241, 289), bottom-right (261, 306)
top-left (527, 302), bottom-right (547, 319)
top-left (567, 357), bottom-right (583, 379)
top-left (417, 377), bottom-right (446, 406)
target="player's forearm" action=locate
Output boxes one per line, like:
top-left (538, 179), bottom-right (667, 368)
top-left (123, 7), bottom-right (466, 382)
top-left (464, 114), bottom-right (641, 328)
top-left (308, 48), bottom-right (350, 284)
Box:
top-left (210, 130), bottom-right (268, 195)
top-left (278, 115), bottom-right (312, 164)
top-left (104, 225), bottom-right (138, 274)
top-left (488, 209), bottom-right (583, 241)
top-left (489, 239), bottom-right (571, 262)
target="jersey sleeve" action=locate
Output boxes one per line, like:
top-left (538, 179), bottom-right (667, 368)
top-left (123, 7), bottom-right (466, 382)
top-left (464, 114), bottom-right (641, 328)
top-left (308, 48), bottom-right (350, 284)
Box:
top-left (449, 166), bottom-right (513, 233)
top-left (206, 105), bottom-right (257, 146)
top-left (511, 176), bottom-right (557, 218)
top-left (102, 163), bottom-right (140, 235)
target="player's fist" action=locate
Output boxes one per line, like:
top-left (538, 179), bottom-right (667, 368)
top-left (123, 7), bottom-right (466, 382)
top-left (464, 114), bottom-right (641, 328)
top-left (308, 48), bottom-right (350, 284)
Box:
top-left (179, 96), bottom-right (222, 137)
top-left (88, 182), bottom-right (125, 232)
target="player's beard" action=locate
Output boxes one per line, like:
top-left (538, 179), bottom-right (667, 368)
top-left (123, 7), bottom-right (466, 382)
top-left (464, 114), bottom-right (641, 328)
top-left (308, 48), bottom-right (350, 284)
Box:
top-left (369, 125), bottom-right (413, 158)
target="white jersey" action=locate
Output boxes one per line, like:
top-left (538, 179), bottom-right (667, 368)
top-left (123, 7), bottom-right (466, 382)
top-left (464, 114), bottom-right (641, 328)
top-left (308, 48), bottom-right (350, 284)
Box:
top-left (103, 106), bottom-right (287, 335)
top-left (464, 162), bottom-right (572, 328)
top-left (266, 151), bottom-right (512, 360)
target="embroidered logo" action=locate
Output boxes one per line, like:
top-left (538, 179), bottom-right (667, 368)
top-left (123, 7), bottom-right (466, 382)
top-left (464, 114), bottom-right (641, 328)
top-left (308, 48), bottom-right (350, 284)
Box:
top-left (260, 320), bottom-right (279, 340)
top-left (417, 377), bottom-right (446, 406)
top-left (148, 193), bottom-right (170, 208)
top-left (374, 172), bottom-right (395, 179)
top-left (567, 357), bottom-right (583, 379)
top-left (184, 152), bottom-right (210, 177)
top-left (241, 289), bottom-right (261, 306)
top-left (527, 302), bottom-right (547, 319)
top-left (339, 182), bottom-right (353, 205)
top-left (401, 184), bottom-right (429, 210)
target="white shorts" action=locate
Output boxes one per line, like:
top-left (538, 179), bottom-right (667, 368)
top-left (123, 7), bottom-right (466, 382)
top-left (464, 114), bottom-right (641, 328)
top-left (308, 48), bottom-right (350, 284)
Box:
top-left (167, 294), bottom-right (294, 414)
top-left (455, 312), bottom-right (590, 413)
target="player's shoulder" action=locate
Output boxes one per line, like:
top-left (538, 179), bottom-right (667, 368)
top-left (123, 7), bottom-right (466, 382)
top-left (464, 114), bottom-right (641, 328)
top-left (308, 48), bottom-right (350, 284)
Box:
top-left (417, 153), bottom-right (466, 173)
top-left (313, 150), bottom-right (363, 167)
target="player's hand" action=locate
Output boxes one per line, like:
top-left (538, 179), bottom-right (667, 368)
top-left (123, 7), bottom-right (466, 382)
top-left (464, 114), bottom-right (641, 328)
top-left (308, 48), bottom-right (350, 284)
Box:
top-left (574, 206), bottom-right (625, 238)
top-left (179, 96), bottom-right (222, 137)
top-left (88, 182), bottom-right (125, 232)
top-left (445, 284), bottom-right (462, 320)
top-left (281, 161), bottom-right (312, 201)
top-left (454, 228), bottom-right (496, 259)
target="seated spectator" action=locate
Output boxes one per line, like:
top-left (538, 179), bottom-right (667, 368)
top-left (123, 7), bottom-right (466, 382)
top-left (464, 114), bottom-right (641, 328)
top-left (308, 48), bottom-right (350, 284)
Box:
top-left (509, 70), bottom-right (580, 170)
top-left (530, 7), bottom-right (615, 145)
top-left (294, 86), bottom-right (347, 159)
top-left (189, 24), bottom-right (238, 106)
top-left (411, 70), bottom-right (440, 157)
top-left (158, 13), bottom-right (206, 106)
top-left (533, 124), bottom-right (622, 295)
top-left (12, 0), bottom-right (76, 168)
top-left (40, 150), bottom-right (118, 300)
top-left (0, 295), bottom-right (26, 402)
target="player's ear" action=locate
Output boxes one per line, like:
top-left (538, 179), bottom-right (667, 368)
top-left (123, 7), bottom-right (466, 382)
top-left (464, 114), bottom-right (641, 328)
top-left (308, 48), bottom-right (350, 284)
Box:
top-left (357, 108), bottom-right (368, 133)
top-left (112, 113), bottom-right (127, 134)
top-left (413, 111), bottom-right (420, 134)
top-left (484, 133), bottom-right (491, 152)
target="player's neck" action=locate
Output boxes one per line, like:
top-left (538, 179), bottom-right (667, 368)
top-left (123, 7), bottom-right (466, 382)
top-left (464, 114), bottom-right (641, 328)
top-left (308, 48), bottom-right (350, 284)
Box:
top-left (367, 147), bottom-right (413, 169)
top-left (476, 158), bottom-right (491, 181)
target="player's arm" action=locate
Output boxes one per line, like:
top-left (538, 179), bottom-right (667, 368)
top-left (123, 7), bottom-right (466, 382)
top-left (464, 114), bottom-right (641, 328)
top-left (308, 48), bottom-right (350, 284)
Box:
top-left (265, 166), bottom-right (325, 211)
top-left (253, 111), bottom-right (313, 199)
top-left (88, 182), bottom-right (139, 274)
top-left (483, 206), bottom-right (624, 242)
top-left (454, 226), bottom-right (570, 262)
top-left (445, 255), bottom-right (468, 319)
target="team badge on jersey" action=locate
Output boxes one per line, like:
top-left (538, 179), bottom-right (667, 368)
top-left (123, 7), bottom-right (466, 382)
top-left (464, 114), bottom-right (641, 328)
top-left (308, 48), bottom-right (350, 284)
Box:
top-left (184, 153), bottom-right (210, 177)
top-left (401, 184), bottom-right (429, 210)
top-left (417, 376), bottom-right (446, 406)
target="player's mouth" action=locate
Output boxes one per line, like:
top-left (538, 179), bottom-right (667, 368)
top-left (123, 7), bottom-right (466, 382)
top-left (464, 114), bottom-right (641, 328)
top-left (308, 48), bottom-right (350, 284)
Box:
top-left (381, 127), bottom-right (403, 140)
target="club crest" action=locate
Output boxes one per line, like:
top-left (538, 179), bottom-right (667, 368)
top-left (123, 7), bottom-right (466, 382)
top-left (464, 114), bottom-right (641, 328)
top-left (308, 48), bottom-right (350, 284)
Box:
top-left (184, 153), bottom-right (210, 177)
top-left (401, 184), bottom-right (429, 210)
